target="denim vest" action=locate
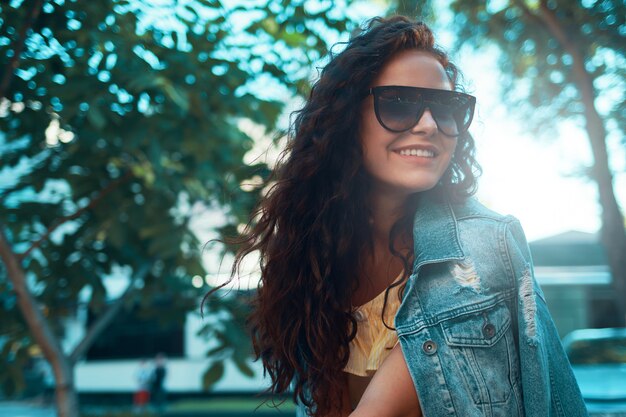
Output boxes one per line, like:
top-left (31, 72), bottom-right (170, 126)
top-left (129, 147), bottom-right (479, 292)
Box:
top-left (296, 193), bottom-right (587, 417)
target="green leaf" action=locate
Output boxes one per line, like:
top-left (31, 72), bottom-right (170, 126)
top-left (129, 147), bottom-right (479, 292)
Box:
top-left (233, 357), bottom-right (255, 378)
top-left (205, 344), bottom-right (229, 357)
top-left (162, 83), bottom-right (189, 113)
top-left (138, 223), bottom-right (175, 239)
top-left (87, 104), bottom-right (107, 129)
top-left (202, 361), bottom-right (225, 389)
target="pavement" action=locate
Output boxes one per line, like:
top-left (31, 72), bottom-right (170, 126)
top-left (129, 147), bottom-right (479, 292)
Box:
top-left (1, 401), bottom-right (621, 417)
top-left (0, 402), bottom-right (57, 417)
top-left (0, 402), bottom-right (297, 417)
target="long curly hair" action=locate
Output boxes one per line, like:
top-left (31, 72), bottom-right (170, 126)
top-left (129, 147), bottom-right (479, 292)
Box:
top-left (226, 16), bottom-right (480, 416)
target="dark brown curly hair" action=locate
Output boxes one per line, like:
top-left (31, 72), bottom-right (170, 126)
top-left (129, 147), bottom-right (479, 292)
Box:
top-left (224, 16), bottom-right (480, 416)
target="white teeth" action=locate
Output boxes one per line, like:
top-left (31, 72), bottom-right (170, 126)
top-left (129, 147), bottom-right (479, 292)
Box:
top-left (399, 148), bottom-right (435, 157)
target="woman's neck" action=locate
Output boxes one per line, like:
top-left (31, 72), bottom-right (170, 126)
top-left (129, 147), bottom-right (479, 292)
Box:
top-left (368, 188), bottom-right (410, 245)
top-left (352, 189), bottom-right (413, 306)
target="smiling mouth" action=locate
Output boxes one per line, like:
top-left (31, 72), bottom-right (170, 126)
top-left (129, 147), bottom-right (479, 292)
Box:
top-left (394, 147), bottom-right (437, 158)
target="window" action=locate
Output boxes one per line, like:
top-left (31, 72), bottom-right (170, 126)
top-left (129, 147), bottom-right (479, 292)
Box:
top-left (86, 304), bottom-right (185, 360)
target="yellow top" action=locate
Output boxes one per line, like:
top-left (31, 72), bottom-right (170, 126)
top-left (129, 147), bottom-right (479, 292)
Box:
top-left (343, 280), bottom-right (403, 377)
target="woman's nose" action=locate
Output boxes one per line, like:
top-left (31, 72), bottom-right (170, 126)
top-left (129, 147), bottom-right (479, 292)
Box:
top-left (410, 108), bottom-right (438, 136)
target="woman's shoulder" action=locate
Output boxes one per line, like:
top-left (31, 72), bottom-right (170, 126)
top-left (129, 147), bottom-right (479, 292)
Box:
top-left (449, 196), bottom-right (516, 224)
top-left (445, 197), bottom-right (531, 268)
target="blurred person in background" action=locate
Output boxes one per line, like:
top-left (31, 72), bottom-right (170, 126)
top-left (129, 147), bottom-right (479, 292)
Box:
top-left (214, 16), bottom-right (587, 417)
top-left (150, 353), bottom-right (167, 415)
top-left (133, 358), bottom-right (151, 413)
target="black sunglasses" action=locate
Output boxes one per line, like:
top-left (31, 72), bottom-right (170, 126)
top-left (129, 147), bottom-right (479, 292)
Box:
top-left (367, 86), bottom-right (476, 137)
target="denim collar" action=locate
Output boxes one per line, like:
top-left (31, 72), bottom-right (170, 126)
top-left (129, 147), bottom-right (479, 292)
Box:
top-left (412, 190), bottom-right (465, 270)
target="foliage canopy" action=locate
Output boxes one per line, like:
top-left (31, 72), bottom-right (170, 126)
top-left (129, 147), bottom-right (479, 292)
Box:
top-left (0, 0), bottom-right (354, 396)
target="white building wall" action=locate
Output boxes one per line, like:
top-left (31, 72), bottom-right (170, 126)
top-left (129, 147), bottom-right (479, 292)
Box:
top-left (74, 356), bottom-right (269, 392)
top-left (74, 310), bottom-right (270, 393)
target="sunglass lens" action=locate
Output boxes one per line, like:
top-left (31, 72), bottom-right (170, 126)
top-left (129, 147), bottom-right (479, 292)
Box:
top-left (376, 88), bottom-right (423, 131)
top-left (430, 95), bottom-right (473, 136)
top-left (429, 103), bottom-right (459, 136)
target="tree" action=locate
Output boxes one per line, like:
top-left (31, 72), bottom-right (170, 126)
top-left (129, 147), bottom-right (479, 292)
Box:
top-left (391, 0), bottom-right (626, 323)
top-left (0, 1), bottom-right (353, 416)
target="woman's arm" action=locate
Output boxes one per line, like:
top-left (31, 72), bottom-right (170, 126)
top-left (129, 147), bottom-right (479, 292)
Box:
top-left (505, 218), bottom-right (587, 415)
top-left (349, 345), bottom-right (422, 417)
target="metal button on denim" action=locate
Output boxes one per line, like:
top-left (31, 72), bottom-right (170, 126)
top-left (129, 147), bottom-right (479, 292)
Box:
top-left (422, 340), bottom-right (437, 355)
top-left (483, 323), bottom-right (496, 339)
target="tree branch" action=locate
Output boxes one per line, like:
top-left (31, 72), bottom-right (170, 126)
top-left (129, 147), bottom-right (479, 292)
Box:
top-left (514, 1), bottom-right (545, 29)
top-left (0, 0), bottom-right (44, 99)
top-left (68, 262), bottom-right (152, 364)
top-left (535, 0), bottom-right (596, 103)
top-left (19, 171), bottom-right (133, 261)
top-left (0, 225), bottom-right (74, 401)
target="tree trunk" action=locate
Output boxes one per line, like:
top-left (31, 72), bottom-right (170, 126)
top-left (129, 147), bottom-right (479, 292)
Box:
top-left (536, 1), bottom-right (626, 325)
top-left (54, 381), bottom-right (80, 417)
top-left (0, 228), bottom-right (79, 417)
top-left (585, 107), bottom-right (626, 325)
top-left (1, 226), bottom-right (156, 416)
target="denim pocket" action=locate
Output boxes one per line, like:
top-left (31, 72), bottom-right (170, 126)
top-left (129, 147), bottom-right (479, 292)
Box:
top-left (440, 302), bottom-right (517, 405)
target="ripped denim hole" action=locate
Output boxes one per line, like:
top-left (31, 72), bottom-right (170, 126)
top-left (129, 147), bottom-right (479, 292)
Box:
top-left (450, 259), bottom-right (481, 294)
top-left (519, 266), bottom-right (538, 345)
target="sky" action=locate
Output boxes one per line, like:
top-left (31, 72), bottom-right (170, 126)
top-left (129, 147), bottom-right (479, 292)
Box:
top-left (461, 50), bottom-right (609, 241)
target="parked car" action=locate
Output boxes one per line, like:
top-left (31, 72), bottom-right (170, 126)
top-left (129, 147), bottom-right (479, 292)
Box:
top-left (562, 328), bottom-right (626, 416)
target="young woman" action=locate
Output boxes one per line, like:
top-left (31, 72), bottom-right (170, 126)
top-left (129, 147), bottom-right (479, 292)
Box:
top-left (226, 16), bottom-right (587, 417)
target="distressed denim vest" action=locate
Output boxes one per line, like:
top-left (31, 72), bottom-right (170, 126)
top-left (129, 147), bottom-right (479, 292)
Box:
top-left (296, 192), bottom-right (587, 417)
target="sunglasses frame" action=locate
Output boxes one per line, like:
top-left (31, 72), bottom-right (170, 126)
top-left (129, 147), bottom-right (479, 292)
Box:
top-left (367, 85), bottom-right (476, 136)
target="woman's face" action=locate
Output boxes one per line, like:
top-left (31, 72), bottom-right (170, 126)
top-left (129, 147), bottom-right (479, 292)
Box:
top-left (360, 50), bottom-right (458, 198)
